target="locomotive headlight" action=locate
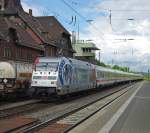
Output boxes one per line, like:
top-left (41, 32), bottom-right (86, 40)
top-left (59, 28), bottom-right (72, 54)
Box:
top-left (32, 81), bottom-right (37, 84)
top-left (51, 81), bottom-right (57, 85)
top-left (51, 81), bottom-right (54, 85)
top-left (3, 79), bottom-right (8, 84)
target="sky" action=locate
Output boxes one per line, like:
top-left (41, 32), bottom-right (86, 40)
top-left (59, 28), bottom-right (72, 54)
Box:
top-left (21, 0), bottom-right (150, 72)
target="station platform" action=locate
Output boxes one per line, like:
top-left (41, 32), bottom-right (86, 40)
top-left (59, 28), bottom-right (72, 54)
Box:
top-left (69, 81), bottom-right (150, 133)
top-left (110, 81), bottom-right (150, 133)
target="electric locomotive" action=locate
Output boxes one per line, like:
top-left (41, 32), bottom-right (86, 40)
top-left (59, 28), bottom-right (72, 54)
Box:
top-left (31, 57), bottom-right (96, 96)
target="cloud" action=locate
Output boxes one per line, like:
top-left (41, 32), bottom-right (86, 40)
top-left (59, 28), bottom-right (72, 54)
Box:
top-left (21, 0), bottom-right (150, 72)
top-left (21, 1), bottom-right (47, 16)
top-left (81, 0), bottom-right (150, 72)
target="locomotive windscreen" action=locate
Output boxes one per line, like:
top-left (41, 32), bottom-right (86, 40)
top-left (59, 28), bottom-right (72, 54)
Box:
top-left (36, 62), bottom-right (59, 71)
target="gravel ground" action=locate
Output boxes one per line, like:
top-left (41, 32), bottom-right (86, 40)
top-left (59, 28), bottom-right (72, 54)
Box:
top-left (0, 100), bottom-right (41, 111)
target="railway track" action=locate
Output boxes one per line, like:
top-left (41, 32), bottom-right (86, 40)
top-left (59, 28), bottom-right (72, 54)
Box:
top-left (20, 83), bottom-right (136, 133)
top-left (0, 100), bottom-right (45, 119)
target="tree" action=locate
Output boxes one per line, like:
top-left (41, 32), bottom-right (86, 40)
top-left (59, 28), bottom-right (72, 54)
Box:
top-left (95, 59), bottom-right (130, 72)
top-left (112, 65), bottom-right (130, 72)
top-left (95, 59), bottom-right (107, 67)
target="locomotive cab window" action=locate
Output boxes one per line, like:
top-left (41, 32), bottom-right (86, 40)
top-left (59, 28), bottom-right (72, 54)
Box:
top-left (35, 62), bottom-right (59, 71)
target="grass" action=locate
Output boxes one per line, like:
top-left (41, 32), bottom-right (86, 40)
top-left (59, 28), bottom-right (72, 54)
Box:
top-left (144, 74), bottom-right (150, 81)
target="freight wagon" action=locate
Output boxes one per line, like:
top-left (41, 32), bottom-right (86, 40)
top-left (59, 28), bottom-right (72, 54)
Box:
top-left (0, 61), bottom-right (33, 96)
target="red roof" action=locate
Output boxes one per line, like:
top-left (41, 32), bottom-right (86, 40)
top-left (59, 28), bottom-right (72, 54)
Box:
top-left (0, 0), bottom-right (74, 53)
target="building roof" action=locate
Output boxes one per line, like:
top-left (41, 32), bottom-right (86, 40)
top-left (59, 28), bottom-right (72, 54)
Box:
top-left (18, 12), bottom-right (55, 46)
top-left (81, 43), bottom-right (99, 50)
top-left (0, 17), bottom-right (44, 50)
top-left (73, 40), bottom-right (99, 58)
top-left (36, 16), bottom-right (70, 40)
top-left (36, 16), bottom-right (74, 52)
top-left (0, 0), bottom-right (74, 52)
top-left (74, 40), bottom-right (99, 50)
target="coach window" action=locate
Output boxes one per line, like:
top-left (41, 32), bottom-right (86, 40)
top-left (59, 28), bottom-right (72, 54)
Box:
top-left (102, 72), bottom-right (105, 78)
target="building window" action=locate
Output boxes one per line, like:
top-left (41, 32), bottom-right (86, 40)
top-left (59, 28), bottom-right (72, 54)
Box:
top-left (83, 48), bottom-right (86, 53)
top-left (27, 53), bottom-right (33, 61)
top-left (88, 49), bottom-right (92, 53)
top-left (4, 48), bottom-right (12, 58)
top-left (41, 32), bottom-right (49, 38)
top-left (16, 48), bottom-right (22, 59)
top-left (82, 48), bottom-right (91, 53)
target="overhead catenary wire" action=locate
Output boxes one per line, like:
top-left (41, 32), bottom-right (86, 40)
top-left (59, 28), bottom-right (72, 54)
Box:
top-left (24, 1), bottom-right (77, 27)
top-left (110, 10), bottom-right (150, 12)
top-left (25, 0), bottom-right (114, 44)
top-left (98, 9), bottom-right (150, 12)
top-left (25, 0), bottom-right (112, 44)
top-left (61, 0), bottom-right (88, 21)
top-left (61, 0), bottom-right (109, 45)
top-left (103, 8), bottom-right (150, 36)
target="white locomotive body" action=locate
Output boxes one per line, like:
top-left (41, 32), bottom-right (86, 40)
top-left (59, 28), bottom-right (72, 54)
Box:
top-left (0, 61), bottom-right (33, 94)
top-left (31, 57), bottom-right (96, 96)
top-left (31, 57), bottom-right (143, 97)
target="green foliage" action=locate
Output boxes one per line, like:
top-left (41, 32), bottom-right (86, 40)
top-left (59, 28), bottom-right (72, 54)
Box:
top-left (95, 60), bottom-right (130, 72)
top-left (95, 60), bottom-right (107, 67)
top-left (112, 65), bottom-right (130, 72)
top-left (106, 65), bottom-right (111, 68)
top-left (144, 73), bottom-right (150, 80)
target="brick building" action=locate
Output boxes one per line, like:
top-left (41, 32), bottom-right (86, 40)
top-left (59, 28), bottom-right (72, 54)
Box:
top-left (0, 0), bottom-right (74, 63)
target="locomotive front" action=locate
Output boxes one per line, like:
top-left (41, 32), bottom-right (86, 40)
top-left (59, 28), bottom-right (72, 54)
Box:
top-left (31, 57), bottom-right (60, 97)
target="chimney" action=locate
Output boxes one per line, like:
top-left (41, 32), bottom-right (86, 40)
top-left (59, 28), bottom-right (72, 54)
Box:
top-left (0, 0), bottom-right (23, 14)
top-left (29, 9), bottom-right (32, 16)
